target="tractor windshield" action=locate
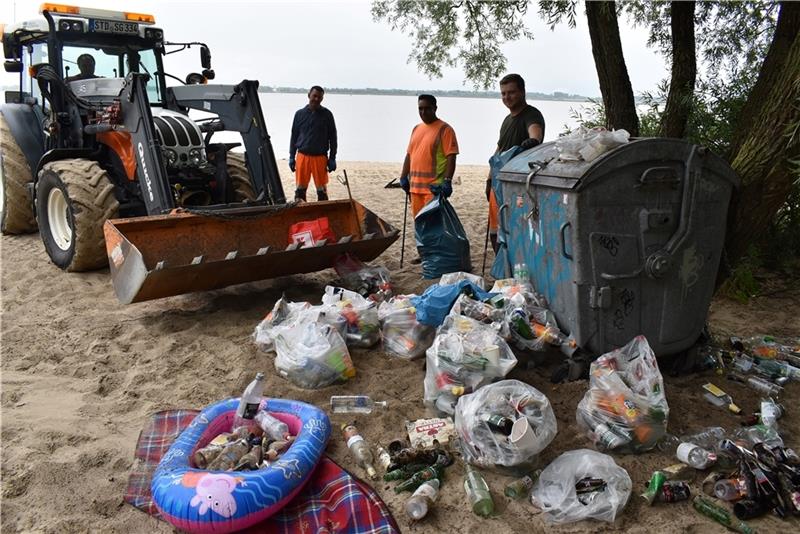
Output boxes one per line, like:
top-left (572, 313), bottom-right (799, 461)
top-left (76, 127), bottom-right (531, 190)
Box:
top-left (61, 45), bottom-right (162, 104)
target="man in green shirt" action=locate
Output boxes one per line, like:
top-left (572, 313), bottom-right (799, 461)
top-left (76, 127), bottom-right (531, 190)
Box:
top-left (487, 73), bottom-right (545, 252)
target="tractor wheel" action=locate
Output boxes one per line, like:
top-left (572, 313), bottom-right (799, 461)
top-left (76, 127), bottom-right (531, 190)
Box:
top-left (36, 159), bottom-right (119, 271)
top-left (0, 114), bottom-right (38, 234)
top-left (227, 152), bottom-right (256, 202)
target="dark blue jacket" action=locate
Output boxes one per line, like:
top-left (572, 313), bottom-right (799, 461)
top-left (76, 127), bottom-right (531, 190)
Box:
top-left (289, 105), bottom-right (337, 159)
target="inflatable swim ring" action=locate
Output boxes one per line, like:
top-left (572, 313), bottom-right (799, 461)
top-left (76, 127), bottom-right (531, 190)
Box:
top-left (151, 397), bottom-right (330, 533)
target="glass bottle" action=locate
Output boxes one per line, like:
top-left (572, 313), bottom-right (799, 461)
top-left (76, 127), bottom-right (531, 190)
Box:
top-left (330, 395), bottom-right (388, 414)
top-left (342, 423), bottom-right (377, 479)
top-left (405, 479), bottom-right (440, 520)
top-left (464, 464), bottom-right (493, 517)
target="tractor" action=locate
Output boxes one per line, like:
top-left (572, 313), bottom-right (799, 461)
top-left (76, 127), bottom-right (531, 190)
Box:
top-left (1, 4), bottom-right (397, 303)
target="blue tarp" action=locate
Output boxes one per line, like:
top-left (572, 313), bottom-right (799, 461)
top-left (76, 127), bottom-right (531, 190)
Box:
top-left (410, 280), bottom-right (495, 327)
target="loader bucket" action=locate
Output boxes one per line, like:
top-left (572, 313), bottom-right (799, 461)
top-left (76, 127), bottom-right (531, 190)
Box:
top-left (103, 200), bottom-right (400, 304)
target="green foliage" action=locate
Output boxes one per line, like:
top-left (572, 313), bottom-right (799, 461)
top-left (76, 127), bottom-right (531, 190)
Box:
top-left (718, 247), bottom-right (762, 303)
top-left (371, 0), bottom-right (533, 89)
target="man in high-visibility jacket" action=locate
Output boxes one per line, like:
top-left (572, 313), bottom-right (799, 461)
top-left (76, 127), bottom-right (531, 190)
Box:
top-left (399, 94), bottom-right (459, 218)
top-left (289, 85), bottom-right (338, 201)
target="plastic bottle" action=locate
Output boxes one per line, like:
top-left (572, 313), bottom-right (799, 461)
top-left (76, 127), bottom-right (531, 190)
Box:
top-left (676, 442), bottom-right (717, 469)
top-left (682, 427), bottom-right (726, 450)
top-left (532, 323), bottom-right (564, 345)
top-left (405, 479), bottom-right (440, 520)
top-left (464, 464), bottom-right (494, 517)
top-left (760, 398), bottom-right (783, 428)
top-left (714, 478), bottom-right (748, 501)
top-left (254, 410), bottom-right (290, 440)
top-left (513, 263), bottom-right (529, 282)
top-left (729, 372), bottom-right (782, 397)
top-left (693, 495), bottom-right (756, 534)
top-left (330, 395), bottom-right (388, 414)
top-left (341, 423), bottom-right (377, 479)
top-left (394, 464), bottom-right (443, 493)
top-left (234, 373), bottom-right (265, 429)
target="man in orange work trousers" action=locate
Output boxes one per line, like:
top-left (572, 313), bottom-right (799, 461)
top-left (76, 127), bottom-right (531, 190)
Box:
top-left (289, 85), bottom-right (338, 201)
top-left (399, 95), bottom-right (459, 262)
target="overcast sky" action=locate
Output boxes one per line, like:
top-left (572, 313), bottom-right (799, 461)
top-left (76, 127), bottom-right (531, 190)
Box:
top-left (1, 0), bottom-right (667, 96)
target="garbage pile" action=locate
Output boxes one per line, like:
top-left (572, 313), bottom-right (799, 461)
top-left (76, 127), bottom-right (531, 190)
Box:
top-left (378, 295), bottom-right (435, 360)
top-left (333, 253), bottom-right (394, 302)
top-left (577, 336), bottom-right (669, 453)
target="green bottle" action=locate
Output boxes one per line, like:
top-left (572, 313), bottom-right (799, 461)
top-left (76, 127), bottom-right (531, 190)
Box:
top-left (384, 463), bottom-right (430, 481)
top-left (394, 465), bottom-right (442, 493)
top-left (464, 464), bottom-right (493, 517)
top-left (692, 496), bottom-right (756, 534)
top-left (511, 310), bottom-right (534, 339)
top-left (504, 470), bottom-right (541, 499)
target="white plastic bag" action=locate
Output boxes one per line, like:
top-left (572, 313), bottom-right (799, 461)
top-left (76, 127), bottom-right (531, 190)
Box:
top-left (253, 297), bottom-right (313, 352)
top-left (423, 315), bottom-right (517, 414)
top-left (274, 320), bottom-right (355, 389)
top-left (556, 127), bottom-right (630, 162)
top-left (576, 335), bottom-right (669, 453)
top-left (439, 271), bottom-right (486, 290)
top-left (531, 449), bottom-right (632, 524)
top-left (378, 295), bottom-right (435, 360)
top-left (455, 379), bottom-right (557, 468)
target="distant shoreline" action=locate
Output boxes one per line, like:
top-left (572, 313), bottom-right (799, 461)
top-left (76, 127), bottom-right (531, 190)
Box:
top-left (258, 86), bottom-right (594, 102)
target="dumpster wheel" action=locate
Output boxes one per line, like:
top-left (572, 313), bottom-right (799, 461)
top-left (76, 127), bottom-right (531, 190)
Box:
top-left (551, 351), bottom-right (592, 383)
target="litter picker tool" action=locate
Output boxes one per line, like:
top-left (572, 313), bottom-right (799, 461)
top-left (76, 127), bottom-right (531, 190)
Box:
top-left (481, 212), bottom-right (491, 276)
top-left (339, 170), bottom-right (363, 239)
top-left (400, 192), bottom-right (409, 268)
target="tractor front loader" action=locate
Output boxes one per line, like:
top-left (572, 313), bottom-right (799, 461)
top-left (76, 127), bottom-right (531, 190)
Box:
top-left (1, 4), bottom-right (397, 303)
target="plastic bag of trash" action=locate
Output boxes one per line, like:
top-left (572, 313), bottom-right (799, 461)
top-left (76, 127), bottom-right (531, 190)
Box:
top-left (321, 286), bottom-right (381, 348)
top-left (576, 335), bottom-right (669, 453)
top-left (531, 449), bottom-right (632, 524)
top-left (455, 379), bottom-right (557, 469)
top-left (411, 280), bottom-right (494, 327)
top-left (439, 271), bottom-right (485, 290)
top-left (333, 253), bottom-right (393, 302)
top-left (450, 293), bottom-right (508, 337)
top-left (378, 295), bottom-right (435, 360)
top-left (556, 127), bottom-right (630, 162)
top-left (253, 296), bottom-right (313, 352)
top-left (274, 320), bottom-right (356, 389)
top-left (415, 195), bottom-right (471, 279)
top-left (424, 315), bottom-right (517, 415)
top-left (490, 278), bottom-right (545, 308)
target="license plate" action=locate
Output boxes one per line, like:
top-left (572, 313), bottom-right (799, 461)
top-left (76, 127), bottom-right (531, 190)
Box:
top-left (90, 19), bottom-right (139, 34)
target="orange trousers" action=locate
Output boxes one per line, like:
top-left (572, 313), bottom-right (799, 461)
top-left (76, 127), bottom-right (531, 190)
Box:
top-left (296, 153), bottom-right (329, 190)
top-left (488, 190), bottom-right (499, 233)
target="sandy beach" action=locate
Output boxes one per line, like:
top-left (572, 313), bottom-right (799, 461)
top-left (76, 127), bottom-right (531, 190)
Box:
top-left (1, 160), bottom-right (798, 533)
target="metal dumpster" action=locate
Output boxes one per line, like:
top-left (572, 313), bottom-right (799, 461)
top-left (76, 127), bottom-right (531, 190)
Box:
top-left (495, 138), bottom-right (739, 356)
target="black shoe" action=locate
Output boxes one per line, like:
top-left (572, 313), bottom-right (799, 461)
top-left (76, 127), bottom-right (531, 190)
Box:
top-left (316, 188), bottom-right (329, 201)
top-left (294, 188), bottom-right (307, 202)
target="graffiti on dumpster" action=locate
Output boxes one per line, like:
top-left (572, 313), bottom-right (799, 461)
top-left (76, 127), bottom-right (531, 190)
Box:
top-left (679, 245), bottom-right (704, 302)
top-left (612, 288), bottom-right (636, 331)
top-left (597, 234), bottom-right (620, 257)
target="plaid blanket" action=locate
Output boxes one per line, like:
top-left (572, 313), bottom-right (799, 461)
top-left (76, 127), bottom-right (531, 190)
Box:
top-left (124, 410), bottom-right (399, 534)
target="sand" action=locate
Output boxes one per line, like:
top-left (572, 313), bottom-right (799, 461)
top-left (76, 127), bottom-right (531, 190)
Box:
top-left (1, 161), bottom-right (798, 533)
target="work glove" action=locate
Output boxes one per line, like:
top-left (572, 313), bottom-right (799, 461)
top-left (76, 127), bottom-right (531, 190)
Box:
top-left (327, 157), bottom-right (336, 172)
top-left (400, 175), bottom-right (410, 194)
top-left (485, 178), bottom-right (492, 202)
top-left (430, 180), bottom-right (453, 198)
top-left (289, 157), bottom-right (296, 172)
top-left (520, 137), bottom-right (541, 150)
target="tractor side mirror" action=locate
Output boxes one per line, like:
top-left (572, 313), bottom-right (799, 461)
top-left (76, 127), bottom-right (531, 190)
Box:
top-left (202, 69), bottom-right (215, 80)
top-left (200, 45), bottom-right (211, 70)
top-left (4, 60), bottom-right (23, 73)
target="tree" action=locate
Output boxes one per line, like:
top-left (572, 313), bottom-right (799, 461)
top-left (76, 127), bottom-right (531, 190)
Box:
top-left (373, 0), bottom-right (800, 272)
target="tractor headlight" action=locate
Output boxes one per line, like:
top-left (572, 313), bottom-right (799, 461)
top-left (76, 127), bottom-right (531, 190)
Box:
top-left (163, 148), bottom-right (178, 167)
top-left (188, 148), bottom-right (203, 167)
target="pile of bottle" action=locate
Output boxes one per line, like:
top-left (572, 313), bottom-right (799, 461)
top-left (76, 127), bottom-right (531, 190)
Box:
top-left (322, 286), bottom-right (381, 349)
top-left (193, 373), bottom-right (296, 471)
top-left (332, 252), bottom-right (394, 303)
top-left (377, 295), bottom-right (436, 360)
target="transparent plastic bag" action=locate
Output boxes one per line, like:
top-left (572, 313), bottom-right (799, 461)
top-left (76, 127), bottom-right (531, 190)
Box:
top-left (556, 127), bottom-right (630, 162)
top-left (321, 286), bottom-right (381, 348)
top-left (274, 320), bottom-right (356, 389)
top-left (439, 271), bottom-right (485, 291)
top-left (576, 335), bottom-right (669, 453)
top-left (332, 253), bottom-right (393, 303)
top-left (378, 295), bottom-right (435, 360)
top-left (423, 315), bottom-right (517, 415)
top-left (253, 297), bottom-right (313, 352)
top-left (531, 449), bottom-right (632, 524)
top-left (454, 379), bottom-right (557, 468)
top-left (489, 278), bottom-right (545, 308)
top-left (450, 293), bottom-right (508, 337)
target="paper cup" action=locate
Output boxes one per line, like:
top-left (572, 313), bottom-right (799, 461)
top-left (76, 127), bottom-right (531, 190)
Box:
top-left (484, 345), bottom-right (500, 367)
top-left (510, 416), bottom-right (537, 451)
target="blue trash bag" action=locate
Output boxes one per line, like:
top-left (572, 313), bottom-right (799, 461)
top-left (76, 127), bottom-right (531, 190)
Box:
top-left (415, 194), bottom-right (471, 279)
top-left (411, 280), bottom-right (495, 327)
top-left (489, 146), bottom-right (523, 280)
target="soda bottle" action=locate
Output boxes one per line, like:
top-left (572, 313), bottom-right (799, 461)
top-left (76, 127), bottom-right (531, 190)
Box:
top-left (693, 495), bottom-right (756, 534)
top-left (480, 413), bottom-right (514, 436)
top-left (505, 471), bottom-right (541, 499)
top-left (254, 410), bottom-right (290, 440)
top-left (532, 323), bottom-right (564, 345)
top-left (676, 442), bottom-right (717, 469)
top-left (330, 395), bottom-right (388, 414)
top-left (714, 478), bottom-right (749, 501)
top-left (342, 423), bottom-right (377, 479)
top-left (405, 479), bottom-right (440, 520)
top-left (464, 464), bottom-right (493, 517)
top-left (234, 373), bottom-right (265, 429)
top-left (394, 464), bottom-right (443, 493)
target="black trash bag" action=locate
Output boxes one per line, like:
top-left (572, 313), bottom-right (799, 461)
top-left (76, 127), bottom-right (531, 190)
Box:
top-left (415, 195), bottom-right (471, 279)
